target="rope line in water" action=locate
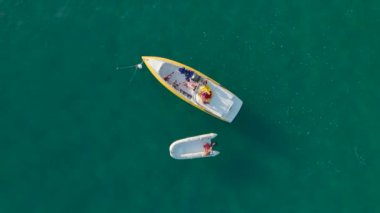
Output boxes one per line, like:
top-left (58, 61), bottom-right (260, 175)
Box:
top-left (115, 61), bottom-right (144, 84)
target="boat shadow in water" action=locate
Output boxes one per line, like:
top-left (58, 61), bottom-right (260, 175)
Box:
top-left (236, 106), bottom-right (291, 155)
top-left (214, 106), bottom-right (303, 185)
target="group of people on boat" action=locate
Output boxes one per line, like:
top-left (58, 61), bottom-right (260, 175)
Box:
top-left (163, 67), bottom-right (213, 104)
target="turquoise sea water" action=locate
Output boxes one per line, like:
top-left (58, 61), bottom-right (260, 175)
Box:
top-left (1, 0), bottom-right (380, 212)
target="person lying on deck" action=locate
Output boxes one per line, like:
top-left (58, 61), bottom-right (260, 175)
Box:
top-left (182, 79), bottom-right (198, 90)
top-left (172, 80), bottom-right (179, 89)
top-left (164, 72), bottom-right (175, 81)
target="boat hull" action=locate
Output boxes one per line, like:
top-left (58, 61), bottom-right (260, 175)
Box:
top-left (142, 56), bottom-right (243, 123)
top-left (169, 133), bottom-right (219, 160)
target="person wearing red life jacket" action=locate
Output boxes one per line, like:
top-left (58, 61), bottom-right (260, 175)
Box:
top-left (203, 142), bottom-right (217, 156)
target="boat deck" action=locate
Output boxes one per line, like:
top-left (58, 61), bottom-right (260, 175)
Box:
top-left (158, 62), bottom-right (238, 117)
top-left (158, 63), bottom-right (199, 101)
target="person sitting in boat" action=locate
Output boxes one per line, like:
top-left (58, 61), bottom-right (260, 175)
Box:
top-left (203, 142), bottom-right (217, 156)
top-left (201, 91), bottom-right (212, 103)
top-left (198, 85), bottom-right (212, 104)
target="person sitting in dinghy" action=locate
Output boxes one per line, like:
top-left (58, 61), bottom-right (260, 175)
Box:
top-left (203, 142), bottom-right (217, 156)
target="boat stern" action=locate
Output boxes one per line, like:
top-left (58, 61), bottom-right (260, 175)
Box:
top-left (222, 96), bottom-right (243, 123)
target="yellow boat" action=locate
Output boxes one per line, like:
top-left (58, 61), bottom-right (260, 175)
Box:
top-left (142, 56), bottom-right (243, 123)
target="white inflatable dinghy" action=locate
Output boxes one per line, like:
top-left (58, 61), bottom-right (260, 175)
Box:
top-left (169, 133), bottom-right (219, 160)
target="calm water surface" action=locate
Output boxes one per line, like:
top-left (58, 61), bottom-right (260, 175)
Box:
top-left (1, 0), bottom-right (379, 212)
